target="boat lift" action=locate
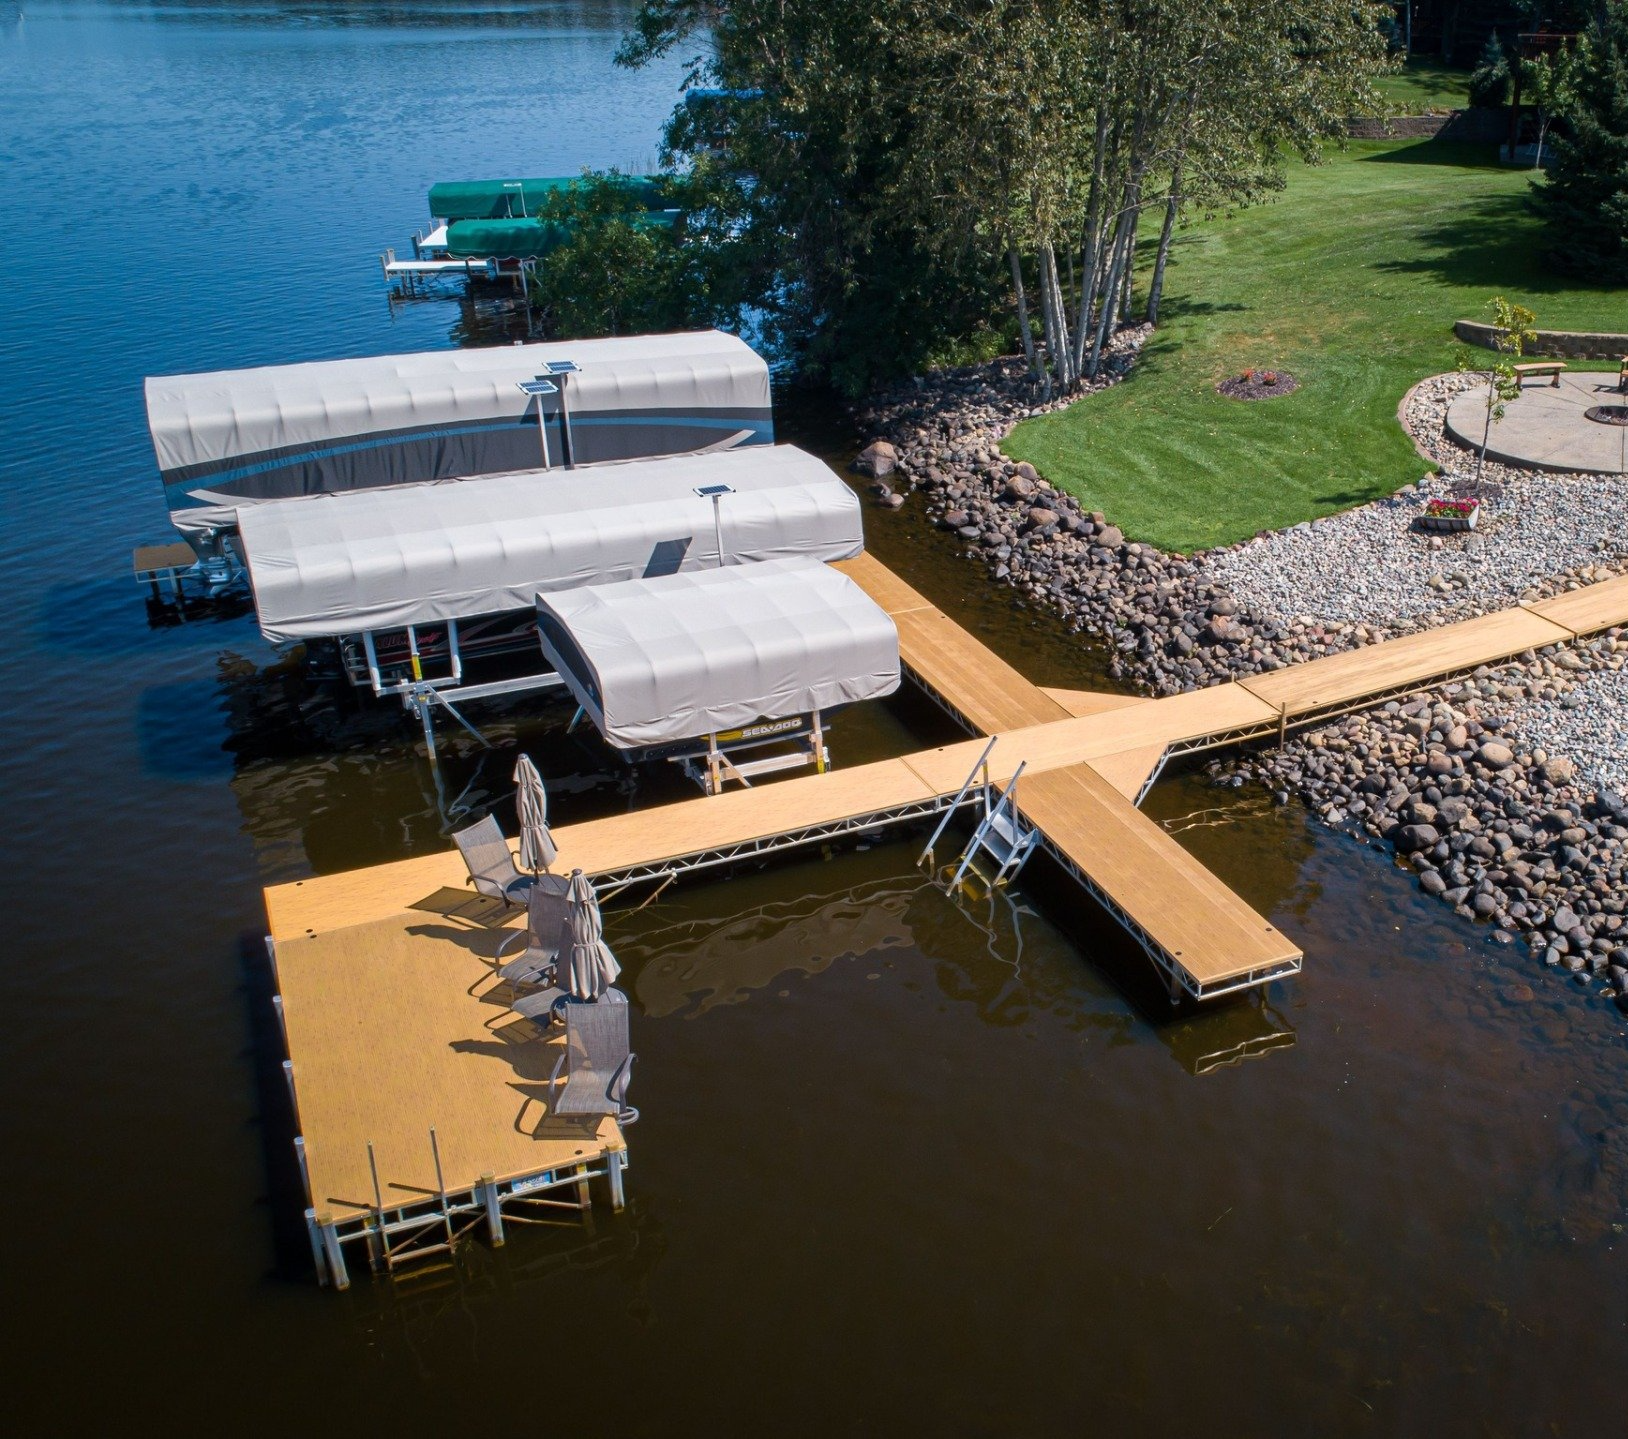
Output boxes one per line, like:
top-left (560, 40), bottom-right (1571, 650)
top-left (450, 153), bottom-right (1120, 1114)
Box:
top-left (360, 619), bottom-right (566, 766)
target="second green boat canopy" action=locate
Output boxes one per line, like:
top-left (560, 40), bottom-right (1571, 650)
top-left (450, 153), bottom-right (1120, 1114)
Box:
top-left (445, 211), bottom-right (678, 260)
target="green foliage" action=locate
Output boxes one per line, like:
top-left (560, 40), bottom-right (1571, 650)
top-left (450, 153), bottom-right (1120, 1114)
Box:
top-left (1469, 33), bottom-right (1512, 108)
top-left (618, 0), bottom-right (1392, 394)
top-left (1531, 2), bottom-right (1628, 281)
top-left (525, 169), bottom-right (745, 340)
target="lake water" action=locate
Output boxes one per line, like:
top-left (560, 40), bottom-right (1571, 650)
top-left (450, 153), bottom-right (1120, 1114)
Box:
top-left (0, 4), bottom-right (1622, 1433)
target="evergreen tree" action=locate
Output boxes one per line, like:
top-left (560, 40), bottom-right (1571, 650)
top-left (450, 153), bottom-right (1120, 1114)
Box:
top-left (1469, 32), bottom-right (1512, 108)
top-left (1532, 2), bottom-right (1628, 281)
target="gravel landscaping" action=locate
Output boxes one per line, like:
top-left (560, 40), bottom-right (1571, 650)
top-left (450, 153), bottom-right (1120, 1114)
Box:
top-left (855, 349), bottom-right (1627, 1017)
top-left (1208, 373), bottom-right (1628, 628)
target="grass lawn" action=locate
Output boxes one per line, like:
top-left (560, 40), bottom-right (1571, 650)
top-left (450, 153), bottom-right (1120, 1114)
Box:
top-left (1002, 140), bottom-right (1628, 553)
top-left (1374, 57), bottom-right (1470, 114)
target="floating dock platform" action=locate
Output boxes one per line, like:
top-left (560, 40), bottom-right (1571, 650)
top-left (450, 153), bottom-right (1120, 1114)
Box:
top-left (266, 559), bottom-right (1628, 1284)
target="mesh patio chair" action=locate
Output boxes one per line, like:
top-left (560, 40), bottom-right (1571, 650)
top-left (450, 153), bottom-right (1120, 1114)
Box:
top-left (453, 815), bottom-right (531, 906)
top-left (548, 997), bottom-right (638, 1125)
top-left (492, 873), bottom-right (574, 989)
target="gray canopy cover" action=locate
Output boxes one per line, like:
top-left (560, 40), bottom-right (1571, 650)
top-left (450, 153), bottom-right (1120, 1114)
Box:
top-left (237, 446), bottom-right (861, 644)
top-left (535, 557), bottom-right (901, 750)
top-left (147, 329), bottom-right (773, 524)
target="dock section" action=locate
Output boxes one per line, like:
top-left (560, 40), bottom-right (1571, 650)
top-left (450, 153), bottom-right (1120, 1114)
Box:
top-left (268, 561), bottom-right (1628, 1281)
top-left (271, 888), bottom-right (628, 1290)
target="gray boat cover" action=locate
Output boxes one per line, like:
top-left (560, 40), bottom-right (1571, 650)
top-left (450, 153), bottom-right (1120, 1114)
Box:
top-left (237, 447), bottom-right (861, 645)
top-left (147, 330), bottom-right (772, 529)
top-left (535, 557), bottom-right (901, 750)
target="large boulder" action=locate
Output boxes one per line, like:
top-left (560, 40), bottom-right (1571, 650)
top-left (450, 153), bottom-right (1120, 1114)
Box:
top-left (853, 440), bottom-right (897, 479)
top-left (1397, 823), bottom-right (1442, 853)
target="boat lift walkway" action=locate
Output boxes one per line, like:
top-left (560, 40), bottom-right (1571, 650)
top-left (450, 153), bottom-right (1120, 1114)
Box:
top-left (264, 560), bottom-right (1626, 1285)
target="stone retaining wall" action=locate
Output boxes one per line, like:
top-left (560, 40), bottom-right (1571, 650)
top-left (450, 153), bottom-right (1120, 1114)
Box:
top-left (1453, 320), bottom-right (1628, 361)
top-left (1346, 107), bottom-right (1509, 143)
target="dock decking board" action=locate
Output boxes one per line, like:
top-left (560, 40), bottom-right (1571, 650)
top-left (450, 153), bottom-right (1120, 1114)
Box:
top-left (1525, 575), bottom-right (1628, 639)
top-left (1238, 608), bottom-right (1575, 719)
top-left (276, 912), bottom-right (622, 1226)
top-left (1015, 763), bottom-right (1302, 988)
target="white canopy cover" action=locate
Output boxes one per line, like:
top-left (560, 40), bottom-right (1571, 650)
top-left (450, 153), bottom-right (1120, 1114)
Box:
top-left (237, 446), bottom-right (861, 644)
top-left (147, 329), bottom-right (773, 523)
top-left (535, 557), bottom-right (901, 750)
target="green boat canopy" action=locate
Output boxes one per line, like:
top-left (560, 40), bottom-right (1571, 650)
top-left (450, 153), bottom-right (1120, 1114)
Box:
top-left (445, 211), bottom-right (678, 260)
top-left (428, 174), bottom-right (667, 221)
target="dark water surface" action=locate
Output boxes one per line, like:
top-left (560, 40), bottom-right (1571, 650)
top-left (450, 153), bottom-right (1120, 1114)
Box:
top-left (1, 5), bottom-right (1622, 1433)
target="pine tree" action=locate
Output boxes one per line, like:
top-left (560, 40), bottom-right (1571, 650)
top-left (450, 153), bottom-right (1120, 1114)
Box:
top-left (1469, 33), bottom-right (1512, 108)
top-left (1532, 3), bottom-right (1628, 281)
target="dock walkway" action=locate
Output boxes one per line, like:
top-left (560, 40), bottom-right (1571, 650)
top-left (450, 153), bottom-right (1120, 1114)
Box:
top-left (267, 560), bottom-right (1628, 1284)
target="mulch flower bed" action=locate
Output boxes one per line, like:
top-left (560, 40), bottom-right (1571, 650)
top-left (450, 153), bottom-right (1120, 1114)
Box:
top-left (1216, 368), bottom-right (1299, 400)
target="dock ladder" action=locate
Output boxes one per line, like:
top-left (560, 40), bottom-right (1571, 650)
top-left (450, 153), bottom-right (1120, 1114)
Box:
top-left (918, 739), bottom-right (1042, 893)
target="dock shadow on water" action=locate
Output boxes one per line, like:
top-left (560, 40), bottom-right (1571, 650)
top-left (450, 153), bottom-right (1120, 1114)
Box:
top-left (1, 4), bottom-right (1622, 1435)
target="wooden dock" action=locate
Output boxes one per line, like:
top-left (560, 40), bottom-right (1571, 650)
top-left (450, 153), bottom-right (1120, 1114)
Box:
top-left (271, 899), bottom-right (629, 1289)
top-left (267, 555), bottom-right (1628, 1284)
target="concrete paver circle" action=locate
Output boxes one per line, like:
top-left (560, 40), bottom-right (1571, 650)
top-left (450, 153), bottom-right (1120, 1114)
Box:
top-left (1445, 371), bottom-right (1628, 474)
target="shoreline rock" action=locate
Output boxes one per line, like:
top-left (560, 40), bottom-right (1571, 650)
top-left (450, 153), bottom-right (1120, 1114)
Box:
top-left (854, 350), bottom-right (1627, 1017)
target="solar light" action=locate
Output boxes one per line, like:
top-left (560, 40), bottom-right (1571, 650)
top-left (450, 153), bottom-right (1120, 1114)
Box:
top-left (694, 483), bottom-right (736, 565)
top-left (516, 378), bottom-right (560, 467)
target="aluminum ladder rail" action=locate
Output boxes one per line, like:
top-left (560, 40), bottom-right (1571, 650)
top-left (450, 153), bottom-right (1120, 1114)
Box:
top-left (917, 736), bottom-right (999, 872)
top-left (947, 760), bottom-right (1040, 890)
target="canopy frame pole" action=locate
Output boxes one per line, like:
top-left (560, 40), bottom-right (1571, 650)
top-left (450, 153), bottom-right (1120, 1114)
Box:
top-left (559, 376), bottom-right (575, 469)
top-left (535, 399), bottom-right (551, 471)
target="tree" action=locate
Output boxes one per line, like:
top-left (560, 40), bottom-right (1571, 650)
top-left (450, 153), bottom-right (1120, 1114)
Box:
top-left (525, 170), bottom-right (745, 340)
top-left (1469, 32), bottom-right (1513, 108)
top-left (618, 0), bottom-right (1389, 393)
top-left (1458, 296), bottom-right (1537, 488)
top-left (1531, 1), bottom-right (1628, 280)
top-left (1523, 38), bottom-right (1588, 168)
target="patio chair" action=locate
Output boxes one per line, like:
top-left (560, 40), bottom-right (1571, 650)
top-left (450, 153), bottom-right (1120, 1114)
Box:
top-left (453, 815), bottom-right (530, 906)
top-left (492, 873), bottom-right (573, 989)
top-left (548, 998), bottom-right (638, 1125)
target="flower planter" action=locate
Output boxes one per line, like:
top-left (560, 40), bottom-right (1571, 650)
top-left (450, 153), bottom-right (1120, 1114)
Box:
top-left (1418, 501), bottom-right (1481, 533)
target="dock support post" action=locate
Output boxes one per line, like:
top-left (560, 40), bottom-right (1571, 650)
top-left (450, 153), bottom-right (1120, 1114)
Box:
top-left (607, 1151), bottom-right (626, 1212)
top-left (574, 1163), bottom-right (592, 1213)
top-left (316, 1212), bottom-right (350, 1290)
top-left (304, 1208), bottom-right (330, 1287)
top-left (481, 1174), bottom-right (505, 1247)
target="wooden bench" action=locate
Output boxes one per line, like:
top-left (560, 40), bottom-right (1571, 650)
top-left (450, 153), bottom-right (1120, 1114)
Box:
top-left (1514, 361), bottom-right (1566, 387)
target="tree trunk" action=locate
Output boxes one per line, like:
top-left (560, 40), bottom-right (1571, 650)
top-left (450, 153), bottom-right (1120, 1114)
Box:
top-left (1086, 215), bottom-right (1131, 378)
top-left (1119, 203), bottom-right (1140, 322)
top-left (1035, 242), bottom-right (1061, 397)
top-left (1041, 243), bottom-right (1074, 390)
top-left (1072, 106), bottom-right (1112, 376)
top-left (1008, 245), bottom-right (1038, 379)
top-left (1146, 161), bottom-right (1183, 325)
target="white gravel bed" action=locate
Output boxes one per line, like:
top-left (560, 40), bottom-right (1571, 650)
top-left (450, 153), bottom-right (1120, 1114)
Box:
top-left (1499, 638), bottom-right (1628, 798)
top-left (1205, 373), bottom-right (1628, 628)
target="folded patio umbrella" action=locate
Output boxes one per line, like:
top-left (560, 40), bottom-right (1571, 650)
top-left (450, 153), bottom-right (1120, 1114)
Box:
top-left (514, 752), bottom-right (555, 874)
top-left (559, 869), bottom-right (620, 1001)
